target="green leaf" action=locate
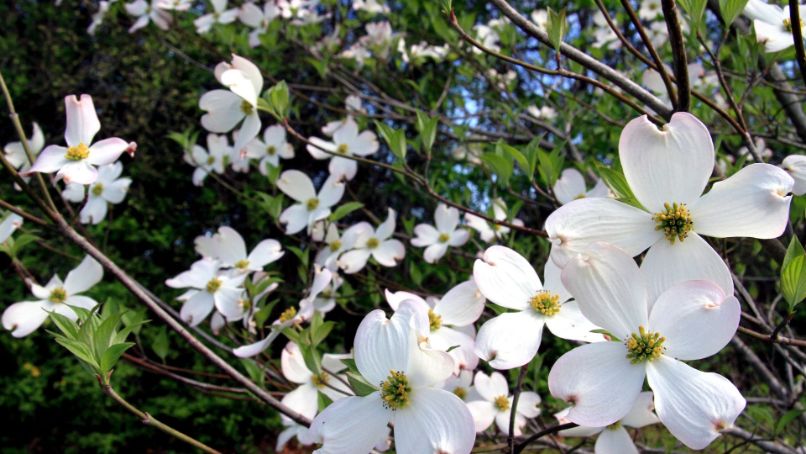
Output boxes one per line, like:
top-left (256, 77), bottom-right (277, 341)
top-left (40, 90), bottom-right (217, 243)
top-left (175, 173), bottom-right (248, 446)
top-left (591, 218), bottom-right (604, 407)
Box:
top-left (481, 153), bottom-right (513, 186)
top-left (330, 202), bottom-right (364, 222)
top-left (591, 328), bottom-right (621, 342)
top-left (597, 166), bottom-right (643, 209)
top-left (93, 312), bottom-right (122, 358)
top-left (311, 321), bottom-right (334, 346)
top-left (152, 327), bottom-right (170, 362)
top-left (536, 148), bottom-right (564, 187)
top-left (100, 342), bottom-right (135, 374)
top-left (346, 372), bottom-right (377, 396)
top-left (718, 0), bottom-right (749, 26)
top-left (49, 311), bottom-right (79, 339)
top-left (299, 344), bottom-right (322, 374)
top-left (774, 408), bottom-right (804, 435)
top-left (781, 255), bottom-right (806, 310)
top-left (415, 111), bottom-right (439, 154)
top-left (317, 391), bottom-right (334, 412)
top-left (374, 121), bottom-right (407, 160)
top-left (546, 8), bottom-right (567, 51)
top-left (262, 81), bottom-right (290, 120)
top-left (497, 142), bottom-right (529, 177)
top-left (783, 236), bottom-right (805, 270)
top-left (678, 0), bottom-right (707, 35)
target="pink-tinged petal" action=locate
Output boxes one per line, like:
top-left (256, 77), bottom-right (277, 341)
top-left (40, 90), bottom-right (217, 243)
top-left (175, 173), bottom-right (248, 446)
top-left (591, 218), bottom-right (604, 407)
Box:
top-left (473, 371), bottom-right (509, 401)
top-left (560, 243), bottom-right (648, 340)
top-left (393, 388), bottom-right (476, 454)
top-left (435, 203), bottom-right (460, 233)
top-left (27, 145), bottom-right (69, 174)
top-left (475, 310), bottom-right (545, 370)
top-left (621, 391), bottom-right (659, 428)
top-left (553, 168), bottom-right (588, 205)
top-left (619, 113), bottom-right (714, 212)
top-left (434, 280), bottom-right (485, 327)
top-left (232, 113), bottom-right (261, 156)
top-left (640, 233), bottom-right (733, 307)
top-left (87, 138), bottom-right (129, 166)
top-left (690, 163), bottom-right (793, 239)
top-left (431, 326), bottom-right (478, 372)
top-left (647, 356), bottom-right (745, 450)
top-left (548, 341), bottom-right (646, 427)
top-left (277, 170), bottom-right (316, 202)
top-left (58, 161), bottom-right (98, 185)
top-left (307, 393), bottom-right (391, 454)
top-left (545, 300), bottom-right (605, 343)
top-left (467, 400), bottom-right (497, 432)
top-left (649, 281), bottom-right (740, 361)
top-left (782, 154), bottom-right (806, 195)
top-left (423, 243), bottom-right (448, 263)
top-left (472, 245), bottom-right (541, 311)
top-left (372, 240), bottom-right (405, 267)
top-left (64, 255), bottom-right (103, 295)
top-left (64, 94), bottom-right (100, 147)
top-left (2, 301), bottom-right (49, 337)
top-left (595, 425), bottom-right (638, 454)
top-left (411, 223), bottom-right (439, 247)
top-left (179, 291), bottom-right (214, 326)
top-left (545, 198), bottom-right (659, 267)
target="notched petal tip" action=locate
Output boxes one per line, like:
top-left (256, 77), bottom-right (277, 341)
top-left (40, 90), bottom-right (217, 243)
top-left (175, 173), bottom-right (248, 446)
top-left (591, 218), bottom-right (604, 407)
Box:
top-left (125, 141), bottom-right (138, 157)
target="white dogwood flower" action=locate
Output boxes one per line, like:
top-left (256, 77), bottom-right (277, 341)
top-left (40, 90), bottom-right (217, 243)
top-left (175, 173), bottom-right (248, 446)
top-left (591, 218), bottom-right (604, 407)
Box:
top-left (473, 246), bottom-right (603, 370)
top-left (465, 198), bottom-right (523, 243)
top-left (442, 369), bottom-right (476, 402)
top-left (782, 155), bottom-right (806, 195)
top-left (555, 391), bottom-right (659, 454)
top-left (199, 55), bottom-right (263, 154)
top-left (27, 95), bottom-right (132, 185)
top-left (338, 208), bottom-right (405, 273)
top-left (411, 204), bottom-right (470, 263)
top-left (62, 162), bottom-right (132, 224)
top-left (125, 0), bottom-right (172, 33)
top-left (466, 371), bottom-right (541, 436)
top-left (277, 170), bottom-right (345, 235)
top-left (194, 0), bottom-right (238, 33)
top-left (187, 134), bottom-right (230, 186)
top-left (315, 222), bottom-right (373, 270)
top-left (306, 302), bottom-right (476, 454)
top-left (385, 279), bottom-right (486, 372)
top-left (307, 117), bottom-right (379, 180)
top-left (549, 244), bottom-right (745, 450)
top-left (639, 0), bottom-right (662, 20)
top-left (245, 125), bottom-right (295, 174)
top-left (353, 0), bottom-right (389, 14)
top-left (0, 213), bottom-right (23, 243)
top-left (4, 121), bottom-right (44, 178)
top-left (194, 226), bottom-right (284, 272)
top-left (545, 113), bottom-right (794, 304)
top-left (322, 95), bottom-right (365, 136)
top-left (553, 168), bottom-right (610, 205)
top-left (744, 0), bottom-right (806, 52)
top-left (238, 2), bottom-right (280, 47)
top-left (165, 258), bottom-right (246, 326)
top-left (2, 256), bottom-right (102, 337)
top-left (281, 342), bottom-right (352, 420)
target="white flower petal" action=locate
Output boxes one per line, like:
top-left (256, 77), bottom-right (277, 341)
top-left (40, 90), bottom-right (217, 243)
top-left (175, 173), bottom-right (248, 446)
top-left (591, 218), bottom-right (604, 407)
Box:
top-left (647, 356), bottom-right (745, 450)
top-left (308, 393), bottom-right (391, 454)
top-left (318, 174), bottom-right (346, 208)
top-left (28, 145), bottom-right (68, 174)
top-left (248, 239), bottom-right (284, 268)
top-left (180, 291), bottom-right (215, 326)
top-left (690, 163), bottom-right (793, 239)
top-left (553, 168), bottom-right (587, 205)
top-left (64, 255), bottom-right (103, 295)
top-left (619, 113), bottom-right (714, 212)
top-left (782, 154), bottom-right (806, 195)
top-left (2, 301), bottom-right (49, 337)
top-left (473, 371), bottom-right (509, 401)
top-left (64, 94), bottom-right (100, 147)
top-left (434, 280), bottom-right (485, 327)
top-left (548, 341), bottom-right (645, 427)
top-left (517, 391), bottom-right (542, 418)
top-left (282, 383), bottom-right (319, 420)
top-left (411, 223), bottom-right (439, 247)
top-left (595, 425), bottom-right (638, 454)
top-left (87, 138), bottom-right (129, 166)
top-left (649, 281), bottom-right (740, 361)
top-left (338, 248), bottom-right (372, 274)
top-left (423, 243), bottom-right (448, 263)
top-left (277, 170), bottom-right (316, 202)
top-left (393, 388), bottom-right (475, 454)
top-left (475, 310), bottom-right (545, 370)
top-left (472, 245), bottom-right (541, 310)
top-left (467, 400), bottom-right (497, 432)
top-left (621, 391), bottom-right (659, 428)
top-left (545, 300), bottom-right (604, 343)
top-left (372, 240), bottom-right (405, 267)
top-left (280, 204), bottom-right (310, 235)
top-left (354, 308), bottom-right (412, 385)
top-left (435, 204), bottom-right (460, 232)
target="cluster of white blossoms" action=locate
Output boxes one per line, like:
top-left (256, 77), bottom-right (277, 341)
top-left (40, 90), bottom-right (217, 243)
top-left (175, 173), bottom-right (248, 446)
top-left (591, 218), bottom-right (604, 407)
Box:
top-left (744, 0), bottom-right (806, 53)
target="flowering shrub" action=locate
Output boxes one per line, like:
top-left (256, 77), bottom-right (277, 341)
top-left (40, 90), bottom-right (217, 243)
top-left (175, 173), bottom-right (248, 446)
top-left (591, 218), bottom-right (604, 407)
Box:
top-left (2, 0), bottom-right (806, 452)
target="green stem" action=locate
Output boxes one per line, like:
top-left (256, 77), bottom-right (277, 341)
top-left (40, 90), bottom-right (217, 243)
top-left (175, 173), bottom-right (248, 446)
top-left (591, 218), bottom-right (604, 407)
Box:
top-left (98, 374), bottom-right (221, 454)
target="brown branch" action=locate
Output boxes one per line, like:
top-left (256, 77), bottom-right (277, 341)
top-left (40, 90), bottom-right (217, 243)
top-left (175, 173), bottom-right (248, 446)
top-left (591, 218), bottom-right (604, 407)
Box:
top-left (662, 0), bottom-right (690, 111)
top-left (789, 0), bottom-right (806, 85)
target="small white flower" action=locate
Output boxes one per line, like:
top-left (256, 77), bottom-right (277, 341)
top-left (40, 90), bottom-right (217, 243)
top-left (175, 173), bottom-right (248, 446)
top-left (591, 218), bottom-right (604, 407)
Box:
top-left (314, 222), bottom-right (373, 270)
top-left (553, 168), bottom-right (609, 205)
top-left (555, 391), bottom-right (659, 453)
top-left (245, 125), bottom-right (295, 174)
top-left (530, 9), bottom-right (548, 31)
top-left (467, 371), bottom-right (541, 436)
top-left (88, 1), bottom-right (113, 35)
top-left (62, 162), bottom-right (132, 224)
top-left (308, 118), bottom-right (379, 181)
top-left (238, 2), bottom-right (280, 47)
top-left (465, 198), bottom-right (523, 243)
top-left (338, 208), bottom-right (405, 273)
top-left (353, 0), bottom-right (389, 15)
top-left (301, 270), bottom-right (343, 317)
top-left (277, 170), bottom-right (345, 235)
top-left (2, 256), bottom-right (103, 337)
top-left (165, 258), bottom-right (246, 326)
top-left (737, 137), bottom-right (773, 162)
top-left (194, 0), bottom-right (239, 34)
top-left (193, 225), bottom-right (284, 272)
top-left (280, 342), bottom-right (352, 419)
top-left (27, 95), bottom-right (132, 185)
top-left (199, 54), bottom-right (263, 155)
top-left (411, 204), bottom-right (470, 263)
top-left (278, 0), bottom-right (325, 25)
top-left (527, 105), bottom-right (557, 121)
top-left (473, 246), bottom-right (603, 370)
top-left (744, 0), bottom-right (806, 53)
top-left (442, 369), bottom-right (478, 402)
top-left (125, 0), bottom-right (172, 33)
top-left (3, 121), bottom-right (44, 185)
top-left (549, 244), bottom-right (745, 449)
top-left (186, 134), bottom-right (230, 186)
top-left (306, 302), bottom-right (476, 454)
top-left (0, 213), bottom-right (23, 243)
top-left (322, 95), bottom-right (365, 136)
top-left (783, 154), bottom-right (806, 195)
top-left (472, 24), bottom-right (500, 54)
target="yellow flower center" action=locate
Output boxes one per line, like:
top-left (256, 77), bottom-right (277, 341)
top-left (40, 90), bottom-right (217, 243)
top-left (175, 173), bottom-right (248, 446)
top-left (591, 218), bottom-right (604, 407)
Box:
top-left (206, 277), bottom-right (222, 293)
top-left (241, 100), bottom-right (254, 115)
top-left (428, 309), bottom-right (442, 331)
top-left (453, 386), bottom-right (467, 400)
top-left (306, 198), bottom-right (320, 211)
top-left (65, 143), bottom-right (89, 161)
top-left (329, 240), bottom-right (342, 252)
top-left (366, 237), bottom-right (380, 249)
top-left (311, 372), bottom-right (330, 388)
top-left (437, 233), bottom-right (450, 243)
top-left (266, 145), bottom-right (276, 156)
top-left (234, 259), bottom-right (250, 270)
top-left (238, 299), bottom-right (252, 310)
top-left (653, 202), bottom-right (693, 243)
top-left (625, 326), bottom-right (666, 364)
top-left (91, 183), bottom-right (104, 197)
top-left (336, 143), bottom-right (349, 155)
top-left (380, 370), bottom-right (411, 410)
top-left (606, 421), bottom-right (623, 431)
top-left (48, 287), bottom-right (67, 304)
top-left (206, 156), bottom-right (215, 165)
top-left (529, 290), bottom-right (560, 317)
top-left (278, 306), bottom-right (297, 323)
top-left (494, 395), bottom-right (510, 411)
top-left (783, 18), bottom-right (804, 32)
